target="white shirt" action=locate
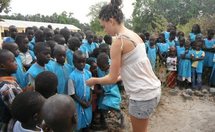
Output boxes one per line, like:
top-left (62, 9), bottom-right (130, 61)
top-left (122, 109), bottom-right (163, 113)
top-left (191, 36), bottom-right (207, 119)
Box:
top-left (13, 121), bottom-right (43, 132)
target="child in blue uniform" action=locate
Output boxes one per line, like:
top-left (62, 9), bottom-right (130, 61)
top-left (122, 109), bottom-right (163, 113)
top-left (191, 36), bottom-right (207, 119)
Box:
top-left (157, 33), bottom-right (169, 63)
top-left (166, 30), bottom-right (176, 47)
top-left (97, 53), bottom-right (124, 128)
top-left (176, 37), bottom-right (185, 61)
top-left (68, 50), bottom-right (92, 131)
top-left (15, 34), bottom-right (36, 71)
top-left (189, 24), bottom-right (202, 43)
top-left (147, 36), bottom-right (157, 71)
top-left (210, 54), bottom-right (215, 86)
top-left (178, 41), bottom-right (192, 88)
top-left (2, 42), bottom-right (26, 88)
top-left (25, 42), bottom-right (51, 89)
top-left (3, 25), bottom-right (17, 43)
top-left (47, 45), bottom-right (73, 94)
top-left (25, 27), bottom-right (35, 51)
top-left (191, 41), bottom-right (205, 90)
top-left (66, 37), bottom-right (82, 67)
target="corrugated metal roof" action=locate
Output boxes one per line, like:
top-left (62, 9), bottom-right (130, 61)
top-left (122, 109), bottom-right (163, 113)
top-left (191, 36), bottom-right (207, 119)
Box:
top-left (0, 19), bottom-right (80, 31)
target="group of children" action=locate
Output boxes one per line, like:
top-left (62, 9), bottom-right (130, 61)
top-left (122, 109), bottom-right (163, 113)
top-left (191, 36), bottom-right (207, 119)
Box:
top-left (0, 25), bottom-right (123, 132)
top-left (144, 24), bottom-right (215, 90)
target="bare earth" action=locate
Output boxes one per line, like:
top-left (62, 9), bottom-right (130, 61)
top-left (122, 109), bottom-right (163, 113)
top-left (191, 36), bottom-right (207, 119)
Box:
top-left (104, 88), bottom-right (215, 132)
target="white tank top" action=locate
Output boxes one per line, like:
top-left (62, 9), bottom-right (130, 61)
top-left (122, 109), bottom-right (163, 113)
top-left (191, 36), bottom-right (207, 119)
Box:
top-left (120, 38), bottom-right (161, 101)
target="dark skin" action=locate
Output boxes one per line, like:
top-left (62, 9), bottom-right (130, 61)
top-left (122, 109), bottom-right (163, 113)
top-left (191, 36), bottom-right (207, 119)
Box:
top-left (191, 42), bottom-right (204, 61)
top-left (181, 43), bottom-right (191, 59)
top-left (26, 29), bottom-right (34, 41)
top-left (202, 32), bottom-right (215, 52)
top-left (71, 55), bottom-right (92, 109)
top-left (36, 48), bottom-right (51, 67)
top-left (0, 52), bottom-right (17, 77)
top-left (22, 112), bottom-right (43, 131)
top-left (54, 48), bottom-right (66, 66)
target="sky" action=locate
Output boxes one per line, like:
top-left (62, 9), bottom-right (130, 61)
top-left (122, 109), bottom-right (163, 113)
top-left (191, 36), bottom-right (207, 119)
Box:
top-left (7, 0), bottom-right (134, 23)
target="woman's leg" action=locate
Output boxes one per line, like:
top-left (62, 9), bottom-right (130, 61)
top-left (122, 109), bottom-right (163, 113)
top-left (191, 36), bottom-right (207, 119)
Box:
top-left (130, 115), bottom-right (148, 132)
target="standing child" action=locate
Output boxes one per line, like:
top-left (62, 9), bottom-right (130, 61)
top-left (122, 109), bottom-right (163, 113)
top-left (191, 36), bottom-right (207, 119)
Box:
top-left (11, 91), bottom-right (45, 132)
top-left (189, 24), bottom-right (202, 43)
top-left (96, 53), bottom-right (124, 128)
top-left (191, 41), bottom-right (205, 90)
top-left (66, 37), bottom-right (82, 67)
top-left (167, 30), bottom-right (176, 47)
top-left (176, 37), bottom-right (185, 61)
top-left (0, 49), bottom-right (23, 131)
top-left (67, 50), bottom-right (92, 131)
top-left (46, 45), bottom-right (73, 94)
top-left (25, 42), bottom-right (51, 89)
top-left (15, 34), bottom-right (36, 70)
top-left (147, 36), bottom-right (157, 71)
top-left (178, 41), bottom-right (192, 88)
top-left (166, 46), bottom-right (177, 88)
top-left (3, 25), bottom-right (17, 43)
top-left (157, 33), bottom-right (169, 63)
top-left (25, 27), bottom-right (35, 51)
top-left (203, 29), bottom-right (215, 84)
top-left (210, 54), bottom-right (215, 87)
top-left (2, 42), bottom-right (26, 88)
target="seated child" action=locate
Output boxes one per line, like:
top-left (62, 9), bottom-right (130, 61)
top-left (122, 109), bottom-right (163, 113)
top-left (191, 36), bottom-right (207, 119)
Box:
top-left (191, 40), bottom-right (205, 90)
top-left (35, 71), bottom-right (58, 98)
top-left (96, 53), bottom-right (124, 128)
top-left (67, 50), bottom-right (92, 131)
top-left (166, 46), bottom-right (177, 88)
top-left (42, 95), bottom-right (77, 132)
top-left (2, 42), bottom-right (26, 88)
top-left (0, 49), bottom-right (23, 131)
top-left (15, 34), bottom-right (36, 70)
top-left (25, 42), bottom-right (51, 89)
top-left (46, 45), bottom-right (73, 94)
top-left (66, 37), bottom-right (82, 67)
top-left (11, 91), bottom-right (45, 132)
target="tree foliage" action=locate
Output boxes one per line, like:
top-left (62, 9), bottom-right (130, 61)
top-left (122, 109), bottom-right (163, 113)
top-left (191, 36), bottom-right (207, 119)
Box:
top-left (132, 0), bottom-right (215, 33)
top-left (0, 11), bottom-right (88, 30)
top-left (0, 0), bottom-right (11, 13)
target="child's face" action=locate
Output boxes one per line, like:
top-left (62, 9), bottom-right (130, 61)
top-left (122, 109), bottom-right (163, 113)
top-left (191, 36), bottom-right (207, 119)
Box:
top-left (192, 25), bottom-right (199, 33)
top-left (87, 35), bottom-right (93, 44)
top-left (19, 37), bottom-right (29, 53)
top-left (185, 43), bottom-right (190, 50)
top-left (208, 33), bottom-right (214, 40)
top-left (46, 31), bottom-right (54, 41)
top-left (159, 35), bottom-right (164, 42)
top-left (179, 39), bottom-right (185, 46)
top-left (37, 48), bottom-right (51, 64)
top-left (10, 44), bottom-right (20, 57)
top-left (27, 30), bottom-right (34, 41)
top-left (55, 50), bottom-right (66, 65)
top-left (195, 42), bottom-right (201, 51)
top-left (149, 38), bottom-right (155, 46)
top-left (10, 28), bottom-right (17, 38)
top-left (74, 55), bottom-right (86, 71)
top-left (98, 62), bottom-right (109, 72)
top-left (2, 53), bottom-right (17, 74)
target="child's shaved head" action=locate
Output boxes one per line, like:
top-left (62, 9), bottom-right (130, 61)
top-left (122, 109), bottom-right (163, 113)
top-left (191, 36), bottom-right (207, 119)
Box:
top-left (42, 95), bottom-right (77, 132)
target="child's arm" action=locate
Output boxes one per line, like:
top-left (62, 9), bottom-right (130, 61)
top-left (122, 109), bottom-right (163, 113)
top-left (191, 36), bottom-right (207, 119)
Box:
top-left (68, 79), bottom-right (88, 108)
top-left (86, 89), bottom-right (93, 107)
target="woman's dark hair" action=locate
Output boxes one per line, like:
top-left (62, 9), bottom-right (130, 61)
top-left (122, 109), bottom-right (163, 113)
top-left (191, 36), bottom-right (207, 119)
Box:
top-left (99, 0), bottom-right (124, 24)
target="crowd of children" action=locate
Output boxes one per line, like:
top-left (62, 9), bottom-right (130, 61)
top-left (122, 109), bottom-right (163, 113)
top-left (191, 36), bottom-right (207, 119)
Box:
top-left (0, 25), bottom-right (123, 132)
top-left (0, 22), bottom-right (214, 132)
top-left (144, 24), bottom-right (215, 90)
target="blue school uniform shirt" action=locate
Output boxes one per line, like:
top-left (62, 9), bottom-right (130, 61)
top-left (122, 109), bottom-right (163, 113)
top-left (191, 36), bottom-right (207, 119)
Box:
top-left (167, 39), bottom-right (175, 47)
top-left (25, 63), bottom-right (47, 88)
top-left (12, 56), bottom-right (26, 88)
top-left (46, 61), bottom-right (73, 94)
top-left (80, 42), bottom-right (98, 57)
top-left (28, 37), bottom-right (35, 51)
top-left (204, 38), bottom-right (215, 67)
top-left (3, 37), bottom-right (15, 43)
top-left (68, 69), bottom-right (92, 130)
top-left (191, 50), bottom-right (205, 73)
top-left (147, 46), bottom-right (157, 70)
top-left (189, 33), bottom-right (202, 42)
top-left (178, 50), bottom-right (192, 80)
top-left (176, 46), bottom-right (185, 61)
top-left (66, 49), bottom-right (74, 67)
top-left (210, 54), bottom-right (215, 85)
top-left (157, 42), bottom-right (169, 54)
top-left (97, 67), bottom-right (121, 110)
top-left (164, 31), bottom-right (170, 41)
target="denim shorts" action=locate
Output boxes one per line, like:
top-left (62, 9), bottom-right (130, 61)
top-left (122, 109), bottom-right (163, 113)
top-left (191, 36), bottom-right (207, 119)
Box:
top-left (128, 96), bottom-right (159, 119)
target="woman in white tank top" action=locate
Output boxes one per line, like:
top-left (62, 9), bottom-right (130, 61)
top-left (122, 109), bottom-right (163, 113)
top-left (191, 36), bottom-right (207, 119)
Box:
top-left (86, 0), bottom-right (161, 131)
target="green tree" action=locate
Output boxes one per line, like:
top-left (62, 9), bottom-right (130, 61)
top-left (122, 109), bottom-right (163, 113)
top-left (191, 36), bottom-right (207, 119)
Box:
top-left (0, 0), bottom-right (11, 13)
top-left (87, 1), bottom-right (107, 34)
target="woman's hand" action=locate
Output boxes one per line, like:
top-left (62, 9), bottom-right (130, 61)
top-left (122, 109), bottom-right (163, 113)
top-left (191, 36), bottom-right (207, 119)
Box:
top-left (86, 77), bottom-right (97, 87)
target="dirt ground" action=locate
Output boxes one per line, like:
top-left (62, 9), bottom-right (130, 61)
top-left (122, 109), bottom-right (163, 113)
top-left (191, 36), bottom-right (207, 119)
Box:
top-left (102, 88), bottom-right (215, 132)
